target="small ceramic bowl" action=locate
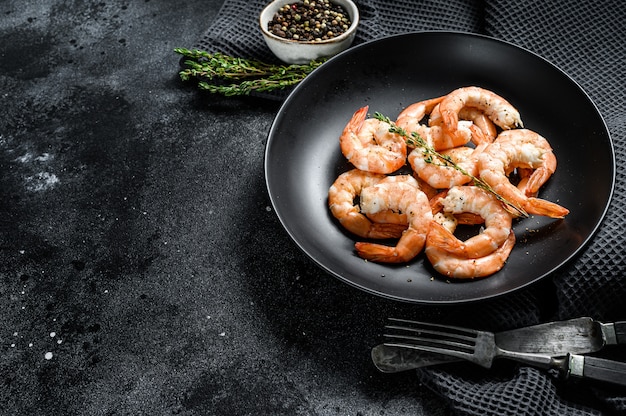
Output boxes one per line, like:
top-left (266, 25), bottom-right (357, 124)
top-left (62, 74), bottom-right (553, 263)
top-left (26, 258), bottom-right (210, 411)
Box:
top-left (259, 0), bottom-right (359, 64)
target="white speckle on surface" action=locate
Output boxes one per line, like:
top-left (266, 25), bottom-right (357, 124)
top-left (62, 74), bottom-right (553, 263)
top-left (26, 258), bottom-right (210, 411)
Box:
top-left (219, 332), bottom-right (226, 337)
top-left (25, 172), bottom-right (59, 192)
top-left (35, 153), bottom-right (52, 162)
top-left (44, 352), bottom-right (53, 360)
top-left (50, 332), bottom-right (56, 338)
top-left (265, 206), bottom-right (272, 212)
top-left (16, 152), bottom-right (33, 163)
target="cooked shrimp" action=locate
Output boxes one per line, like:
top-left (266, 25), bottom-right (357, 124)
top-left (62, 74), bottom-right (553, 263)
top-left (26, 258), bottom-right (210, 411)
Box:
top-left (439, 86), bottom-right (523, 142)
top-left (395, 96), bottom-right (445, 130)
top-left (340, 106), bottom-right (407, 174)
top-left (477, 129), bottom-right (568, 218)
top-left (426, 229), bottom-right (516, 279)
top-left (328, 169), bottom-right (408, 239)
top-left (430, 189), bottom-right (484, 225)
top-left (430, 105), bottom-right (497, 145)
top-left (425, 186), bottom-right (514, 258)
top-left (498, 130), bottom-right (557, 196)
top-left (460, 107), bottom-right (498, 143)
top-left (396, 97), bottom-right (479, 150)
top-left (414, 175), bottom-right (440, 201)
top-left (432, 211), bottom-right (458, 234)
top-left (355, 182), bottom-right (433, 263)
top-left (364, 175), bottom-right (419, 226)
top-left (408, 143), bottom-right (487, 189)
top-left (515, 168), bottom-right (537, 197)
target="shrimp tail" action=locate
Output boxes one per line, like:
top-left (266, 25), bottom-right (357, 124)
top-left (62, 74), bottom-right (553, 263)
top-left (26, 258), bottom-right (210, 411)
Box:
top-left (354, 242), bottom-right (417, 263)
top-left (456, 213), bottom-right (485, 225)
top-left (355, 230), bottom-right (426, 263)
top-left (366, 223), bottom-right (409, 239)
top-left (338, 213), bottom-right (406, 239)
top-left (525, 165), bottom-right (555, 196)
top-left (426, 230), bottom-right (516, 279)
top-left (524, 197), bottom-right (570, 219)
top-left (427, 221), bottom-right (457, 250)
top-left (427, 221), bottom-right (498, 259)
top-left (347, 106), bottom-right (368, 133)
top-left (355, 242), bottom-right (402, 263)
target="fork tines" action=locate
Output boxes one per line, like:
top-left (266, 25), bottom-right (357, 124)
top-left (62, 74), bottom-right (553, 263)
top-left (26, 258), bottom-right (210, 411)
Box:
top-left (384, 318), bottom-right (479, 355)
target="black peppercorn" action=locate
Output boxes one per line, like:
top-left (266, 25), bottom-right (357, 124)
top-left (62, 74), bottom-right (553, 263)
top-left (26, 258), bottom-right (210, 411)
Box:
top-left (268, 0), bottom-right (352, 42)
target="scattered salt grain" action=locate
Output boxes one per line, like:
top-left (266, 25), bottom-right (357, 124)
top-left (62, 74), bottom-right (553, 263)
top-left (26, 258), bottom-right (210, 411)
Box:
top-left (44, 352), bottom-right (53, 360)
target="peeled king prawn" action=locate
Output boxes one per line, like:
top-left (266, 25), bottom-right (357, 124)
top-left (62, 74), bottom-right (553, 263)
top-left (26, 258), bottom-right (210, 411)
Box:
top-left (395, 96), bottom-right (483, 150)
top-left (426, 185), bottom-right (514, 259)
top-left (339, 106), bottom-right (407, 174)
top-left (408, 143), bottom-right (488, 189)
top-left (328, 169), bottom-right (408, 239)
top-left (429, 105), bottom-right (498, 145)
top-left (477, 129), bottom-right (569, 218)
top-left (425, 229), bottom-right (516, 279)
top-left (355, 181), bottom-right (433, 263)
top-left (363, 174), bottom-right (420, 226)
top-left (438, 86), bottom-right (523, 144)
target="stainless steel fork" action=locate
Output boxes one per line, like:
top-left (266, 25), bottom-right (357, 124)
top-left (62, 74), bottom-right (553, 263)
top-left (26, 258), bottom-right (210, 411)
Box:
top-left (384, 318), bottom-right (626, 386)
top-left (384, 318), bottom-right (555, 369)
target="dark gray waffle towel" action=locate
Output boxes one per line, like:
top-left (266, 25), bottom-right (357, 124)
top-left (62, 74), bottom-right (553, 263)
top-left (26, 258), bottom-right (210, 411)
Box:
top-left (191, 1), bottom-right (626, 414)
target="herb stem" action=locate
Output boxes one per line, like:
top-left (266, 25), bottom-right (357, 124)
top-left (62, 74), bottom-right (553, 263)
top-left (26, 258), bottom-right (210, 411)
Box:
top-left (174, 48), bottom-right (325, 96)
top-left (373, 112), bottom-right (528, 218)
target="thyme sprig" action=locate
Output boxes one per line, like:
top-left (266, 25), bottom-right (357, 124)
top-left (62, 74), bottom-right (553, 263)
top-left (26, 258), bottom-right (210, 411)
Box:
top-left (174, 48), bottom-right (325, 96)
top-left (373, 112), bottom-right (528, 218)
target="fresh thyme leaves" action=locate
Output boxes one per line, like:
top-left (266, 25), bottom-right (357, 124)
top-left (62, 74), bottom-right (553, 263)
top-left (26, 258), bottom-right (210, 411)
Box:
top-left (174, 48), bottom-right (325, 96)
top-left (373, 112), bottom-right (529, 218)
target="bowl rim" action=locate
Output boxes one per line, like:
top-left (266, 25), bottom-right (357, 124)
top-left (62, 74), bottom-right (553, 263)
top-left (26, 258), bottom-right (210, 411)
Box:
top-left (259, 0), bottom-right (360, 45)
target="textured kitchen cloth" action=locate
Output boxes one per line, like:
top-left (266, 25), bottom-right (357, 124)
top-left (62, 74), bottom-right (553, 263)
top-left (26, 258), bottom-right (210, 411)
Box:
top-left (191, 1), bottom-right (626, 415)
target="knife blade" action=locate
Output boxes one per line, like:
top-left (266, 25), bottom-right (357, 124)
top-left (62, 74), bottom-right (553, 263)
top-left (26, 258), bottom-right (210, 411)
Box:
top-left (372, 317), bottom-right (626, 373)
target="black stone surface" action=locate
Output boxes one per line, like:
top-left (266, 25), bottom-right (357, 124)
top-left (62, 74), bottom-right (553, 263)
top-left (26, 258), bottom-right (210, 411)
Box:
top-left (0, 1), bottom-right (450, 414)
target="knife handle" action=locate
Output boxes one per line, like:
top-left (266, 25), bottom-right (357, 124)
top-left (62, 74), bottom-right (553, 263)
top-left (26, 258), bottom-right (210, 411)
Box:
top-left (614, 321), bottom-right (626, 344)
top-left (567, 354), bottom-right (626, 387)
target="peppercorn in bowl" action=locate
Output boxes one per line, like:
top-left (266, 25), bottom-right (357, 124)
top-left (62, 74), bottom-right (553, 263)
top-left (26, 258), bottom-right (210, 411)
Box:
top-left (259, 0), bottom-right (359, 64)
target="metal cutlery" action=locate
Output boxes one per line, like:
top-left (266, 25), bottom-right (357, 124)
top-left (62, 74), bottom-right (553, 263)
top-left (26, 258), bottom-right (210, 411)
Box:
top-left (372, 317), bottom-right (626, 373)
top-left (381, 318), bottom-right (626, 386)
